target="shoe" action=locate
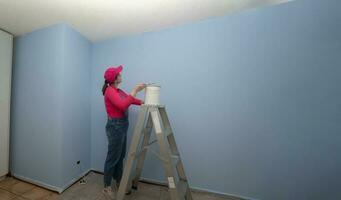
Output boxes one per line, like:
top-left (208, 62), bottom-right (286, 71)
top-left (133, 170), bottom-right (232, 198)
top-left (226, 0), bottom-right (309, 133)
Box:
top-left (112, 182), bottom-right (118, 191)
top-left (102, 186), bottom-right (115, 200)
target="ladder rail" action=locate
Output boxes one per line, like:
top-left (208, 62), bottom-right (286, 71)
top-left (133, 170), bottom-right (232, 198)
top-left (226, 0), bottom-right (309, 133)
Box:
top-left (132, 113), bottom-right (153, 188)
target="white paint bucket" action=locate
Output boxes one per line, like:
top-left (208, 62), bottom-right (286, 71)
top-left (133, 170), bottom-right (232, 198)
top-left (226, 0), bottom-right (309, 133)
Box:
top-left (144, 85), bottom-right (161, 105)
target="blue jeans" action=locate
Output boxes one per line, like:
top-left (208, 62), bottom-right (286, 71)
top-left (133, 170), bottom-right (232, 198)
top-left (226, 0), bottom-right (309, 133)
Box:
top-left (104, 116), bottom-right (129, 187)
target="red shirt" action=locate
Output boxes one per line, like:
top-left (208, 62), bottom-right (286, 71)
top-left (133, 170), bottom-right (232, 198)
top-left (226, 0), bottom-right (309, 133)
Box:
top-left (104, 86), bottom-right (142, 118)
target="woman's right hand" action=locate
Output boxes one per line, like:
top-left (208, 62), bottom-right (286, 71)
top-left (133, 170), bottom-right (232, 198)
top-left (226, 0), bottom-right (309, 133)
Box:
top-left (131, 83), bottom-right (146, 96)
top-left (134, 83), bottom-right (146, 92)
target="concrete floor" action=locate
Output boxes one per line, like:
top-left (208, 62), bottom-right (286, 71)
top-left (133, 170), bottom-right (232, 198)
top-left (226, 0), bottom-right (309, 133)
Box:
top-left (0, 172), bottom-right (243, 200)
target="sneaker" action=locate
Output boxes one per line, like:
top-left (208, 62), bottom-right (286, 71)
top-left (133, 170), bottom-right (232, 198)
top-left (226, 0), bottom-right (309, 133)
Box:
top-left (112, 182), bottom-right (118, 191)
top-left (102, 186), bottom-right (115, 200)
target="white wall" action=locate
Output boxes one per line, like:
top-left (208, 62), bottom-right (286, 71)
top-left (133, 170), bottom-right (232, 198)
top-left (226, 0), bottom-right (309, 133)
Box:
top-left (0, 29), bottom-right (13, 177)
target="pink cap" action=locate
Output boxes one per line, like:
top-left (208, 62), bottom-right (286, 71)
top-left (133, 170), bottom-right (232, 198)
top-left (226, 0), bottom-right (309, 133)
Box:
top-left (104, 65), bottom-right (123, 83)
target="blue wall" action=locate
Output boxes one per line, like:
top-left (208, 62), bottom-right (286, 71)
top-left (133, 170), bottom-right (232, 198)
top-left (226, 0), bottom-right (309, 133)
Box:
top-left (90, 0), bottom-right (341, 199)
top-left (11, 24), bottom-right (91, 191)
top-left (11, 24), bottom-right (65, 189)
top-left (10, 0), bottom-right (341, 199)
top-left (61, 25), bottom-right (92, 187)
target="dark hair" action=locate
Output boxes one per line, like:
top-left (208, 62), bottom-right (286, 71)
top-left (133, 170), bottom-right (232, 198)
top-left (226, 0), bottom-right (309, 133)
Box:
top-left (102, 80), bottom-right (110, 95)
top-left (102, 73), bottom-right (120, 95)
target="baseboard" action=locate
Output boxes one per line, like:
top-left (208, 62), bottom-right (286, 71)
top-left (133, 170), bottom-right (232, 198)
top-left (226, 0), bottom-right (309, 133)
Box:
top-left (0, 175), bottom-right (7, 181)
top-left (90, 169), bottom-right (257, 200)
top-left (190, 185), bottom-right (260, 200)
top-left (59, 169), bottom-right (91, 193)
top-left (11, 169), bottom-right (259, 200)
top-left (90, 168), bottom-right (103, 175)
top-left (12, 169), bottom-right (91, 194)
top-left (12, 173), bottom-right (62, 193)
top-left (138, 177), bottom-right (259, 200)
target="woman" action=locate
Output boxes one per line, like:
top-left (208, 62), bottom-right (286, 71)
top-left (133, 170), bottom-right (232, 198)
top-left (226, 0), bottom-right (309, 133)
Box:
top-left (102, 65), bottom-right (146, 199)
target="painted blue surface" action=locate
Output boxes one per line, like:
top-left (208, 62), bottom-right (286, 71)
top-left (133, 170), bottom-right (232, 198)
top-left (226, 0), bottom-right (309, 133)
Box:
top-left (11, 24), bottom-right (65, 188)
top-left (60, 25), bottom-right (92, 187)
top-left (10, 0), bottom-right (341, 199)
top-left (90, 0), bottom-right (341, 199)
top-left (11, 24), bottom-right (91, 190)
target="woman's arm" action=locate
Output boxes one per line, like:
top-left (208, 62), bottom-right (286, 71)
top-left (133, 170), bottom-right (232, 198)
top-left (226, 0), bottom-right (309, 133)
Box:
top-left (119, 89), bottom-right (143, 105)
top-left (132, 98), bottom-right (143, 105)
top-left (107, 90), bottom-right (135, 111)
top-left (130, 83), bottom-right (146, 97)
top-left (130, 84), bottom-right (146, 105)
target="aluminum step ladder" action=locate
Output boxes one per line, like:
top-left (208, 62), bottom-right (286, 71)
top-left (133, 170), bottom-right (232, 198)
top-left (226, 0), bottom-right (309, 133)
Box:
top-left (116, 105), bottom-right (193, 200)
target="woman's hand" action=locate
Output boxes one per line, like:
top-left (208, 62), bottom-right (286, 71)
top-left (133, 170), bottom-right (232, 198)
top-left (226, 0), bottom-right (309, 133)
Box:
top-left (135, 83), bottom-right (146, 92)
top-left (131, 83), bottom-right (146, 97)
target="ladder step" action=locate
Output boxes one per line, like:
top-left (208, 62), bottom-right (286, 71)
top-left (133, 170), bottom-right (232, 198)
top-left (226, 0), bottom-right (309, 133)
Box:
top-left (170, 154), bottom-right (180, 160)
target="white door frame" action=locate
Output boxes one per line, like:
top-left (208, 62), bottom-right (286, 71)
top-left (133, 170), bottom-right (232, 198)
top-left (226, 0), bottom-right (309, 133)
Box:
top-left (0, 29), bottom-right (13, 178)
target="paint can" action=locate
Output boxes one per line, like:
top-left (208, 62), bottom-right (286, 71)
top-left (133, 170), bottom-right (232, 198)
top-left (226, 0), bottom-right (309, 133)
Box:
top-left (144, 84), bottom-right (161, 105)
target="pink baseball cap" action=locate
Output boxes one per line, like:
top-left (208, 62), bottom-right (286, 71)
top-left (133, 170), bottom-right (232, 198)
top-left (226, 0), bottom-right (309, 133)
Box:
top-left (104, 65), bottom-right (123, 83)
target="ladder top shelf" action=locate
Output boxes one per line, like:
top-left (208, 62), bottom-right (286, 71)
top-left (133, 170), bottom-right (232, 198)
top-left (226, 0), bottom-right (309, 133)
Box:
top-left (141, 104), bottom-right (165, 108)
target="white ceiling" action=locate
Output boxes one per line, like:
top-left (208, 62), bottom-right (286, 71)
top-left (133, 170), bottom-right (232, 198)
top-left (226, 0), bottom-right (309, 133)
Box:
top-left (0, 0), bottom-right (290, 42)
